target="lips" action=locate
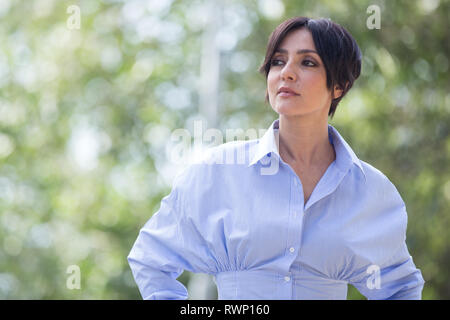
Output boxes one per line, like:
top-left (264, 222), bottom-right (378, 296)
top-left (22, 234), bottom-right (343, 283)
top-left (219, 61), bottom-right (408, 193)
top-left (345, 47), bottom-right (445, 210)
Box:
top-left (277, 87), bottom-right (299, 95)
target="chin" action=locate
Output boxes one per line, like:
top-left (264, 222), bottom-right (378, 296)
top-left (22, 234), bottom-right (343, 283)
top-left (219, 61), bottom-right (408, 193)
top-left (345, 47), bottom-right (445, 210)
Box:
top-left (272, 104), bottom-right (309, 117)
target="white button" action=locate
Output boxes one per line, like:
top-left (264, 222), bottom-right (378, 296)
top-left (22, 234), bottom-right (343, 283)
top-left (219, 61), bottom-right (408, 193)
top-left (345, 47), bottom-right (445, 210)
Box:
top-left (289, 247), bottom-right (295, 253)
top-left (284, 276), bottom-right (290, 282)
top-left (294, 180), bottom-right (298, 186)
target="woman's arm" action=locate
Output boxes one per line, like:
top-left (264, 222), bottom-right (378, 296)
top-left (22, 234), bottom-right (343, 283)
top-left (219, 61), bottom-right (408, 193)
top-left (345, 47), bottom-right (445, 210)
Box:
top-left (347, 176), bottom-right (425, 300)
top-left (127, 166), bottom-right (214, 300)
top-left (349, 241), bottom-right (425, 300)
top-left (127, 188), bottom-right (189, 299)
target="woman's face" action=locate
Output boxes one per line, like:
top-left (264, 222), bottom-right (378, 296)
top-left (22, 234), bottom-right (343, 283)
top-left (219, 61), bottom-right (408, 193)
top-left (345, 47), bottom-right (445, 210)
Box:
top-left (267, 28), bottom-right (341, 118)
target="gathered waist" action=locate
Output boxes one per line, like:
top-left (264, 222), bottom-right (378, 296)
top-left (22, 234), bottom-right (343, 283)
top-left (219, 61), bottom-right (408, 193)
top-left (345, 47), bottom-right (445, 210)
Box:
top-left (213, 269), bottom-right (348, 300)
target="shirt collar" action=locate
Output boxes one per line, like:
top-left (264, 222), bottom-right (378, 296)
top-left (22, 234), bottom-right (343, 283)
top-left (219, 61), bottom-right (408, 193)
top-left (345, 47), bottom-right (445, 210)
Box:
top-left (248, 119), bottom-right (281, 167)
top-left (329, 123), bottom-right (366, 178)
top-left (248, 118), bottom-right (366, 179)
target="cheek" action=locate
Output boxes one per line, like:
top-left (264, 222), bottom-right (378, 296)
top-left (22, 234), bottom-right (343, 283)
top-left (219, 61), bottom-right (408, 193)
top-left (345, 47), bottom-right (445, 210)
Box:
top-left (306, 72), bottom-right (328, 91)
top-left (267, 73), bottom-right (278, 106)
top-left (302, 72), bottom-right (319, 86)
top-left (267, 72), bottom-right (276, 91)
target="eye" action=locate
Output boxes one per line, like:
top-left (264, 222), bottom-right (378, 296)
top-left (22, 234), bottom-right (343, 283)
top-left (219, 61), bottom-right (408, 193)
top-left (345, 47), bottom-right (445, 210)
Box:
top-left (270, 58), bottom-right (317, 67)
top-left (270, 59), bottom-right (283, 66)
top-left (303, 59), bottom-right (316, 67)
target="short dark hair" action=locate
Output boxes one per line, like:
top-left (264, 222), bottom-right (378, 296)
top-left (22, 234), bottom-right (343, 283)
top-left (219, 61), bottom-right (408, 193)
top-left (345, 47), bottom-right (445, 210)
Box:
top-left (258, 16), bottom-right (362, 119)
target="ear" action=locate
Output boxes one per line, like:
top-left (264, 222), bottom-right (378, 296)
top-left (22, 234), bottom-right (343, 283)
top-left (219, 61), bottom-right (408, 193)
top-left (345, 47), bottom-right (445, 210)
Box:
top-left (332, 84), bottom-right (344, 100)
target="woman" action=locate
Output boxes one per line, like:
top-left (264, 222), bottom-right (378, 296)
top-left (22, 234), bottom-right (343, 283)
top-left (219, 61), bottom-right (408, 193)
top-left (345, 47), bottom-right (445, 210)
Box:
top-left (128, 16), bottom-right (425, 300)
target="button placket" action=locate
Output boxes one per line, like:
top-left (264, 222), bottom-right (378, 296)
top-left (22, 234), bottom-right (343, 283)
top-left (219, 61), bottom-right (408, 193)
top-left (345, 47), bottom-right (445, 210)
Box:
top-left (285, 174), bottom-right (303, 283)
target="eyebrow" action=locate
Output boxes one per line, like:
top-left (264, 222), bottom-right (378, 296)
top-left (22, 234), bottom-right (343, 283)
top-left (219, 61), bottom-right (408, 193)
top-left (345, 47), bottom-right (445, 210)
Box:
top-left (274, 48), bottom-right (318, 55)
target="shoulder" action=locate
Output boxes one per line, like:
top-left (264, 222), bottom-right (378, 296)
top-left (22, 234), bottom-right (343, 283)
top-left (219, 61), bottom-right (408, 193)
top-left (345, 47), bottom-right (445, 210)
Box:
top-left (343, 159), bottom-right (408, 239)
top-left (344, 161), bottom-right (409, 264)
top-left (201, 139), bottom-right (259, 165)
top-left (181, 138), bottom-right (259, 171)
top-left (171, 139), bottom-right (258, 191)
top-left (359, 160), bottom-right (404, 205)
top-left (355, 160), bottom-right (408, 243)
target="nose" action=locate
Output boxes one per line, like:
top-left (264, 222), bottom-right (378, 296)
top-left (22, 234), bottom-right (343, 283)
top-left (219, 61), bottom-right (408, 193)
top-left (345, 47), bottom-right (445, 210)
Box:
top-left (280, 61), bottom-right (297, 81)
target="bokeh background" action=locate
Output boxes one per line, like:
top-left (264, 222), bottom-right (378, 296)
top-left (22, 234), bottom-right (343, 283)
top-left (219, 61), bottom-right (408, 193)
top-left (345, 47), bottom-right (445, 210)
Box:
top-left (0, 0), bottom-right (448, 299)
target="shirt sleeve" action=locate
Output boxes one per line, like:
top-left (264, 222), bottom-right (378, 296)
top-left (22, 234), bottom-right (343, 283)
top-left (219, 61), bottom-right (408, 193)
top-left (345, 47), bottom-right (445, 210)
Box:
top-left (349, 241), bottom-right (425, 300)
top-left (127, 166), bottom-right (215, 300)
top-left (348, 176), bottom-right (425, 300)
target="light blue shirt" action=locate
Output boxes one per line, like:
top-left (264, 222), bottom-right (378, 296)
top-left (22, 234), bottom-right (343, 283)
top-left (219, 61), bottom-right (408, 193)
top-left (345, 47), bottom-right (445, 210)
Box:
top-left (128, 119), bottom-right (425, 300)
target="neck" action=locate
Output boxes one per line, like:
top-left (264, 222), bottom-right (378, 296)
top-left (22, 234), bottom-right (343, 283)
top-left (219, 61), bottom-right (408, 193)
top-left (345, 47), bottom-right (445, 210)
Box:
top-left (278, 115), bottom-right (335, 167)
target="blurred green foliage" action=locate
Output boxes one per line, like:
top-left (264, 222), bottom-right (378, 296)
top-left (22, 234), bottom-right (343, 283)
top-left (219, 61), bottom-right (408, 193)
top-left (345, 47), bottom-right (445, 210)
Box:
top-left (0, 0), bottom-right (448, 299)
